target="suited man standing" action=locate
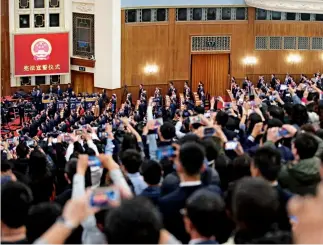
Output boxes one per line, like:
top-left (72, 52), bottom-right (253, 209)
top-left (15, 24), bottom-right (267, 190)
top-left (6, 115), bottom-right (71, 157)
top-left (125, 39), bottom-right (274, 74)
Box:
top-left (66, 83), bottom-right (73, 97)
top-left (17, 99), bottom-right (25, 126)
top-left (158, 142), bottom-right (221, 244)
top-left (138, 84), bottom-right (144, 100)
top-left (34, 89), bottom-right (42, 113)
top-left (56, 85), bottom-right (63, 97)
top-left (271, 74), bottom-right (277, 89)
top-left (47, 85), bottom-right (56, 94)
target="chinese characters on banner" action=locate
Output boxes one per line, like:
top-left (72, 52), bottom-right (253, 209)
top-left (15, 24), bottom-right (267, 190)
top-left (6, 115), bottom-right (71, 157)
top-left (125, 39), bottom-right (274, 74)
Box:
top-left (14, 33), bottom-right (69, 76)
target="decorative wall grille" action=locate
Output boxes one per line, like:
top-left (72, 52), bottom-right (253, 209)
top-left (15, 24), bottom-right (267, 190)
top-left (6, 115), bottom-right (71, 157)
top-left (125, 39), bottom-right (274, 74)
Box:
top-left (255, 36), bottom-right (323, 50)
top-left (255, 36), bottom-right (268, 50)
top-left (191, 36), bottom-right (231, 52)
top-left (283, 37), bottom-right (297, 49)
top-left (312, 37), bottom-right (323, 50)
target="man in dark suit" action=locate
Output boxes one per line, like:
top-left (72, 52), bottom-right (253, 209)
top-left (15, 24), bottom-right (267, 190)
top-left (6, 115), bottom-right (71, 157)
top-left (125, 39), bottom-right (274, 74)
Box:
top-left (34, 89), bottom-right (42, 113)
top-left (215, 111), bottom-right (237, 141)
top-left (271, 74), bottom-right (277, 89)
top-left (47, 85), bottom-right (56, 94)
top-left (56, 85), bottom-right (63, 97)
top-left (66, 83), bottom-right (73, 97)
top-left (168, 82), bottom-right (177, 97)
top-left (158, 142), bottom-right (221, 244)
top-left (138, 84), bottom-right (144, 100)
top-left (183, 189), bottom-right (225, 244)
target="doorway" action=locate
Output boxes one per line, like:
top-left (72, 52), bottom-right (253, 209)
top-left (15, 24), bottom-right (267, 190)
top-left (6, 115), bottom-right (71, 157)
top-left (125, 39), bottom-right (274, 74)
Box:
top-left (71, 70), bottom-right (94, 94)
top-left (191, 54), bottom-right (230, 96)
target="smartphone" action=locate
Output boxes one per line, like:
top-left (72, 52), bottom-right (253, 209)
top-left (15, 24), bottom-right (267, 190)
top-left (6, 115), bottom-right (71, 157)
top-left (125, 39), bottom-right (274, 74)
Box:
top-left (225, 141), bottom-right (238, 150)
top-left (156, 146), bottom-right (176, 160)
top-left (6, 138), bottom-right (14, 145)
top-left (26, 140), bottom-right (34, 147)
top-left (320, 92), bottom-right (323, 100)
top-left (289, 215), bottom-right (298, 223)
top-left (223, 102), bottom-right (232, 109)
top-left (277, 129), bottom-right (289, 137)
top-left (280, 84), bottom-right (288, 90)
top-left (63, 134), bottom-right (71, 142)
top-left (204, 127), bottom-right (215, 137)
top-left (249, 101), bottom-right (256, 108)
top-left (89, 187), bottom-right (120, 208)
top-left (204, 112), bottom-right (211, 118)
top-left (190, 116), bottom-right (201, 125)
top-left (74, 129), bottom-right (83, 136)
top-left (88, 156), bottom-right (101, 167)
top-left (82, 125), bottom-right (87, 129)
top-left (154, 118), bottom-right (163, 128)
top-left (98, 132), bottom-right (109, 138)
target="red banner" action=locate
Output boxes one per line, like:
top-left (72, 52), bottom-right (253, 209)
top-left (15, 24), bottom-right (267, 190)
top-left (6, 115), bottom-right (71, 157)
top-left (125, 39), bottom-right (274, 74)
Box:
top-left (14, 33), bottom-right (69, 76)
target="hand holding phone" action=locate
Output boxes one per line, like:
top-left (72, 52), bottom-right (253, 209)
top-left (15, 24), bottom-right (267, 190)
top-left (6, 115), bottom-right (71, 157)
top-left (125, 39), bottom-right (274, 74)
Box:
top-left (225, 141), bottom-right (238, 150)
top-left (156, 146), bottom-right (176, 160)
top-left (88, 156), bottom-right (101, 167)
top-left (203, 127), bottom-right (215, 137)
top-left (277, 129), bottom-right (289, 137)
top-left (90, 187), bottom-right (120, 208)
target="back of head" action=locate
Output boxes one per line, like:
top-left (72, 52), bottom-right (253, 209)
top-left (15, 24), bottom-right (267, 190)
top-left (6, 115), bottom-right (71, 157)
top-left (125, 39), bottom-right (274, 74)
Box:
top-left (160, 122), bottom-right (176, 140)
top-left (216, 111), bottom-right (229, 127)
top-left (232, 177), bottom-right (278, 233)
top-left (120, 149), bottom-right (142, 174)
top-left (201, 138), bottom-right (219, 162)
top-left (247, 113), bottom-right (262, 135)
top-left (230, 154), bottom-right (252, 182)
top-left (292, 104), bottom-right (308, 127)
top-left (294, 133), bottom-right (318, 160)
top-left (16, 143), bottom-right (29, 159)
top-left (268, 105), bottom-right (284, 122)
top-left (2, 181), bottom-right (33, 228)
top-left (104, 197), bottom-right (162, 244)
top-left (121, 133), bottom-right (139, 152)
top-left (65, 158), bottom-right (92, 187)
top-left (179, 142), bottom-right (205, 176)
top-left (26, 202), bottom-right (62, 242)
top-left (253, 147), bottom-right (281, 181)
top-left (141, 160), bottom-right (162, 185)
top-left (185, 189), bottom-right (225, 238)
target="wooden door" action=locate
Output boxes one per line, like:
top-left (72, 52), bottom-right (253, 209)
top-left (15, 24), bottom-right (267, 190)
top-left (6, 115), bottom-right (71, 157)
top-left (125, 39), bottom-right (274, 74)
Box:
top-left (191, 54), bottom-right (229, 96)
top-left (71, 71), bottom-right (94, 94)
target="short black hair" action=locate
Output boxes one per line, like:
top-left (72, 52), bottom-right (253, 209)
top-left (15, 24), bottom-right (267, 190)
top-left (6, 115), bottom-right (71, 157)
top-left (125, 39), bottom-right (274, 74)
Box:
top-left (16, 143), bottom-right (29, 158)
top-left (268, 105), bottom-right (284, 122)
top-left (230, 154), bottom-right (251, 182)
top-left (160, 122), bottom-right (175, 140)
top-left (141, 160), bottom-right (162, 185)
top-left (1, 160), bottom-right (13, 172)
top-left (26, 202), bottom-right (62, 242)
top-left (247, 113), bottom-right (262, 135)
top-left (65, 158), bottom-right (92, 187)
top-left (291, 104), bottom-right (308, 127)
top-left (186, 189), bottom-right (225, 238)
top-left (232, 177), bottom-right (278, 233)
top-left (201, 138), bottom-right (219, 162)
top-left (120, 149), bottom-right (142, 174)
top-left (294, 133), bottom-right (318, 160)
top-left (1, 181), bottom-right (33, 228)
top-left (104, 197), bottom-right (162, 244)
top-left (216, 111), bottom-right (229, 127)
top-left (253, 147), bottom-right (281, 181)
top-left (179, 142), bottom-right (205, 176)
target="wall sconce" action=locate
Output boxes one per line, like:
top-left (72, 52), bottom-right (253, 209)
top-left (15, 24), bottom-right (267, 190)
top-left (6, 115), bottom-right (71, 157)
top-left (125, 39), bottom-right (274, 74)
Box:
top-left (243, 56), bottom-right (257, 65)
top-left (287, 54), bottom-right (301, 63)
top-left (144, 65), bottom-right (158, 74)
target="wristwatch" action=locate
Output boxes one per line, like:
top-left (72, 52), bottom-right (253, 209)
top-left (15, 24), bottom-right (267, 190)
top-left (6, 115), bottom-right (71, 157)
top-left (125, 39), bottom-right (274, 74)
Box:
top-left (56, 216), bottom-right (78, 229)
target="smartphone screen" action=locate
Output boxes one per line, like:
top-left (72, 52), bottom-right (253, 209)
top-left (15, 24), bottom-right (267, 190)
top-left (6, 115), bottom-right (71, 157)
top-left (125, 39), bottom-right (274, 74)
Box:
top-left (156, 146), bottom-right (175, 160)
top-left (88, 156), bottom-right (101, 167)
top-left (189, 116), bottom-right (201, 124)
top-left (154, 118), bottom-right (163, 128)
top-left (63, 134), bottom-right (71, 142)
top-left (74, 130), bottom-right (83, 136)
top-left (277, 129), bottom-right (289, 137)
top-left (6, 138), bottom-right (14, 144)
top-left (225, 141), bottom-right (238, 150)
top-left (26, 140), bottom-right (34, 147)
top-left (204, 127), bottom-right (215, 137)
top-left (90, 187), bottom-right (120, 208)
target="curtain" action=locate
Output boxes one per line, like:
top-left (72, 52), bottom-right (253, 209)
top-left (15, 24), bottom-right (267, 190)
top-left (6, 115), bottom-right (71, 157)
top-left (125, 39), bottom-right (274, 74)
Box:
top-left (191, 54), bottom-right (229, 96)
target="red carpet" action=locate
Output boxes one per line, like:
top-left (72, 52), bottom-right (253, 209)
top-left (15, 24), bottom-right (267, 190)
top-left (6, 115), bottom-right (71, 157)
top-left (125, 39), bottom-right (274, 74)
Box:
top-left (1, 117), bottom-right (24, 135)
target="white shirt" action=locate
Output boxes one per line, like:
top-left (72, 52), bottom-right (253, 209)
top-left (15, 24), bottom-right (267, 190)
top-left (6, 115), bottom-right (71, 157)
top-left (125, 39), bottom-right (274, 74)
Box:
top-left (179, 181), bottom-right (202, 187)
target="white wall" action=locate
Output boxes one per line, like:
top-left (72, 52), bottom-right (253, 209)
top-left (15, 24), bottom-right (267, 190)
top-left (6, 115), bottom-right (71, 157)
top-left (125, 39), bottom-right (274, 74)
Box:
top-left (94, 0), bottom-right (121, 89)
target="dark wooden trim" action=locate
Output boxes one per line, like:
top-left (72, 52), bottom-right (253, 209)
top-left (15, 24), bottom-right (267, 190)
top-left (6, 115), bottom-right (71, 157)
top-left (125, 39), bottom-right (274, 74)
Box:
top-left (70, 57), bottom-right (96, 68)
top-left (1, 0), bottom-right (10, 96)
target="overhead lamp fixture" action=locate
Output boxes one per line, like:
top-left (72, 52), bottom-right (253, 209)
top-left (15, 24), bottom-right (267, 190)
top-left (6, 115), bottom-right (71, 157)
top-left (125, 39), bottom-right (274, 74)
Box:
top-left (144, 65), bottom-right (158, 74)
top-left (287, 54), bottom-right (302, 63)
top-left (243, 56), bottom-right (257, 65)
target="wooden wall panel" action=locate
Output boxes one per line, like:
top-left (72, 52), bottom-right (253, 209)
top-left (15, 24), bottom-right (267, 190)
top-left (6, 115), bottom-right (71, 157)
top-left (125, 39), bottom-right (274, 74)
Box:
top-left (1, 0), bottom-right (10, 96)
top-left (122, 8), bottom-right (323, 95)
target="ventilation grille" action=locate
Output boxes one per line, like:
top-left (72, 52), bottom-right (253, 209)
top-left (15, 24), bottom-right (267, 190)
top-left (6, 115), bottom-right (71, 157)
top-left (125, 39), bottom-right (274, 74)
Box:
top-left (191, 36), bottom-right (231, 52)
top-left (255, 36), bottom-right (323, 50)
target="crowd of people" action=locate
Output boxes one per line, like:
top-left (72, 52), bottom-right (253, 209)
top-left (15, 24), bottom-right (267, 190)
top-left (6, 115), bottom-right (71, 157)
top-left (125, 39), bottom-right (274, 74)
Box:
top-left (1, 72), bottom-right (323, 244)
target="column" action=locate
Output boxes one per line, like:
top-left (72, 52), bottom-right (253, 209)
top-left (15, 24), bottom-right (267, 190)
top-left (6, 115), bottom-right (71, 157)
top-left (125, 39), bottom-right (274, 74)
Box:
top-left (94, 0), bottom-right (121, 89)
